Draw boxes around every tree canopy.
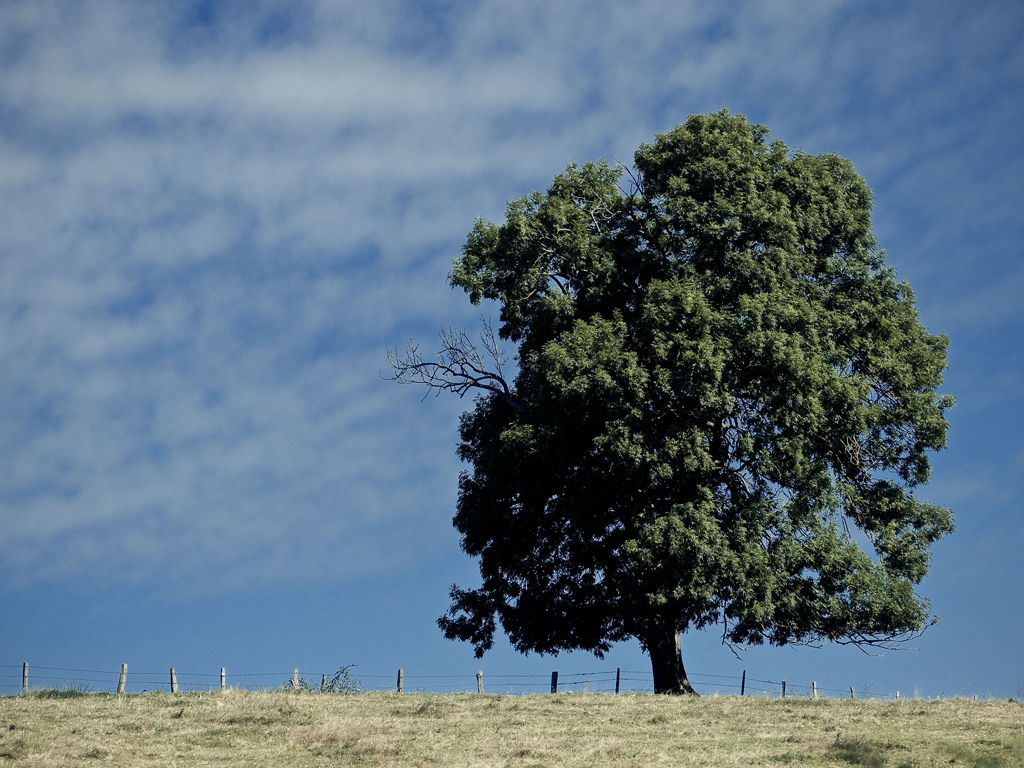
[388,110,954,694]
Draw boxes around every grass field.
[1,689,1022,767]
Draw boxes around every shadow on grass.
[833,736,890,768]
[22,685,93,699]
[834,734,1024,768]
[945,739,1024,768]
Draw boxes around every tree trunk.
[646,627,698,695]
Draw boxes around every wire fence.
[0,662,928,700]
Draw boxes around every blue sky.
[1,0,1022,698]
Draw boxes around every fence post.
[476,671,483,694]
[170,668,178,693]
[812,681,817,700]
[781,680,786,699]
[293,669,299,689]
[895,691,900,701]
[550,671,558,694]
[615,668,621,695]
[320,673,326,691]
[118,664,127,694]
[850,686,855,700]
[741,670,746,696]
[221,668,227,691]
[22,662,27,695]
[397,669,403,694]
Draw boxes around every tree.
[388,110,954,695]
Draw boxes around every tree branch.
[383,320,523,413]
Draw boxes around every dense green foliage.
[399,111,953,692]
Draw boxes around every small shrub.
[286,664,362,693]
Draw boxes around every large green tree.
[389,111,954,694]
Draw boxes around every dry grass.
[1,689,1022,767]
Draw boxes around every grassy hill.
[2,689,1022,767]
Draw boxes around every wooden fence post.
[293,669,299,689]
[550,671,558,694]
[320,673,326,691]
[615,668,621,695]
[850,686,855,700]
[118,664,127,694]
[895,691,900,701]
[741,670,746,696]
[221,668,226,691]
[781,680,786,699]
[170,668,178,693]
[812,681,817,700]
[397,669,403,693]
[22,662,27,695]
[476,670,483,694]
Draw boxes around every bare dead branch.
[383,319,522,413]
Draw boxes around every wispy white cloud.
[0,0,1021,593]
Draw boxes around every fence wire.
[0,662,920,700]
